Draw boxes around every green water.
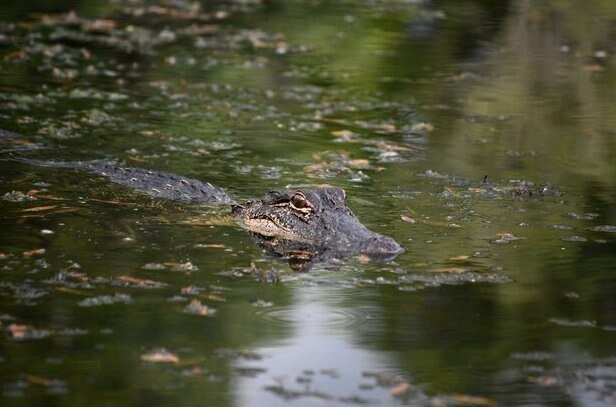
[1,1,615,406]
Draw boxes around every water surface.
[1,0,615,406]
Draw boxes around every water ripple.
[256,305,371,330]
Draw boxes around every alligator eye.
[291,192,307,209]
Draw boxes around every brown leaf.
[25,374,53,386]
[400,215,417,224]
[116,275,167,288]
[54,287,89,296]
[496,232,518,241]
[82,19,116,31]
[7,324,28,339]
[36,194,68,201]
[390,382,410,397]
[23,248,46,257]
[184,299,216,316]
[21,205,57,212]
[449,255,470,261]
[181,285,201,295]
[584,64,604,72]
[141,349,179,364]
[89,198,132,206]
[450,394,496,406]
[206,294,226,302]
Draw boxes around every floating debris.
[183,299,216,316]
[490,232,519,245]
[400,215,417,224]
[56,327,89,336]
[433,393,496,406]
[549,318,596,328]
[2,190,37,202]
[390,382,411,397]
[24,374,68,395]
[250,299,273,308]
[511,352,555,361]
[166,261,199,272]
[141,348,179,364]
[6,323,50,341]
[591,225,616,233]
[22,248,46,257]
[181,285,203,295]
[115,275,167,288]
[142,262,166,270]
[546,224,574,230]
[567,212,600,220]
[78,293,132,307]
[561,235,587,242]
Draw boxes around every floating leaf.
[184,299,216,316]
[449,394,496,406]
[195,243,226,249]
[21,205,57,212]
[181,285,202,295]
[2,191,37,202]
[449,255,470,261]
[206,294,226,302]
[23,248,46,257]
[7,323,50,340]
[78,293,132,307]
[591,225,616,233]
[141,348,179,364]
[390,382,410,397]
[116,275,167,288]
[250,299,273,308]
[166,261,199,272]
[400,215,417,224]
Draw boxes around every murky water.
[1,0,615,405]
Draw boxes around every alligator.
[9,157,404,271]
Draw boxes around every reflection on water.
[0,0,615,406]
[234,287,410,406]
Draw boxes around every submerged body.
[90,163,402,255]
[12,158,403,269]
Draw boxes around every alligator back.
[13,158,234,204]
[91,163,234,204]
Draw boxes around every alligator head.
[231,188,403,270]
